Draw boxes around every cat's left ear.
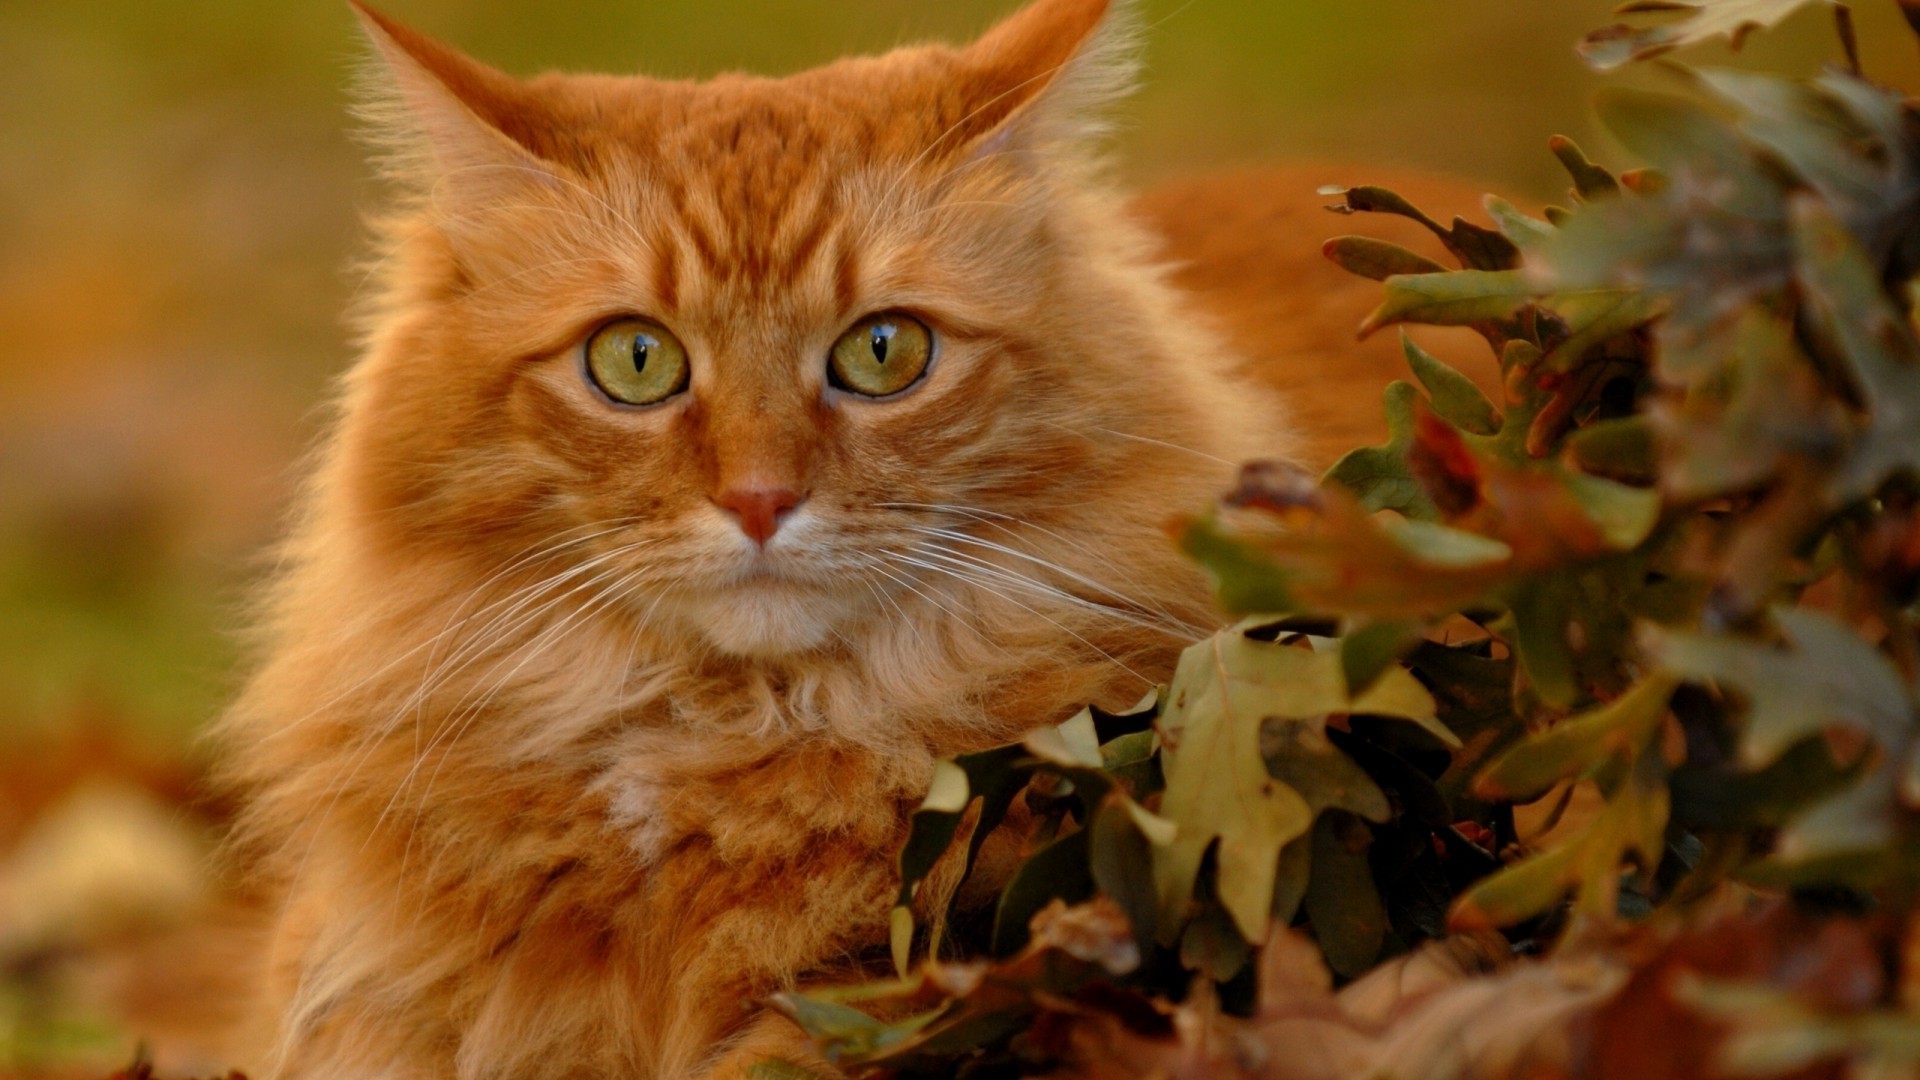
[349,2,573,200]
[942,0,1139,159]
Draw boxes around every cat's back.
[1132,167,1499,468]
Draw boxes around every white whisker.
[880,551,1151,686]
[1041,419,1236,467]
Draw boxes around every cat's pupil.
[870,326,891,365]
[632,337,650,373]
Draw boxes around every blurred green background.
[0,0,1913,752]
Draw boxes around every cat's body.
[214,2,1487,1077]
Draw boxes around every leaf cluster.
[777,3,1920,1076]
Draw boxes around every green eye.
[586,318,690,406]
[829,313,933,398]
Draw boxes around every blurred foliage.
[776,2,1920,1077]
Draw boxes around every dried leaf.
[1579,0,1842,70]
[1324,185,1522,270]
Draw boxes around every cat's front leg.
[263,1018,458,1080]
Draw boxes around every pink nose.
[715,486,805,546]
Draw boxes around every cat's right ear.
[349,2,569,198]
[941,0,1139,161]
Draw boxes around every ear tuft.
[349,2,567,193]
[948,0,1142,156]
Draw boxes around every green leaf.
[1655,310,1843,497]
[1814,69,1909,156]
[1152,626,1439,942]
[1302,812,1387,978]
[1539,287,1663,372]
[1179,517,1300,615]
[1323,184,1450,231]
[1377,518,1514,569]
[888,906,913,980]
[1773,766,1900,867]
[1403,333,1502,436]
[1178,904,1252,982]
[1444,218,1525,272]
[1695,68,1890,216]
[1549,135,1622,201]
[1024,706,1103,770]
[1473,674,1679,802]
[1340,618,1424,697]
[1789,196,1920,499]
[1326,381,1439,519]
[1099,729,1164,798]
[1453,750,1671,928]
[1567,417,1656,483]
[1651,608,1913,766]
[1270,836,1312,925]
[1562,472,1662,551]
[1418,642,1527,805]
[1323,236,1448,281]
[1484,196,1556,252]
[1360,270,1535,338]
[1596,89,1778,216]
[1088,796,1161,955]
[1508,577,1580,708]
[1669,735,1860,829]
[1021,714,1176,953]
[747,1060,835,1080]
[1260,716,1391,824]
[1449,835,1583,929]
[769,994,940,1064]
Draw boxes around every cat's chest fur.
[267,725,925,1078]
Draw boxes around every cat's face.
[341,0,1239,662]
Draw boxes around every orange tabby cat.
[215,0,1488,1076]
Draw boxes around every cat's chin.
[675,579,862,659]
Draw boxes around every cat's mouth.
[665,563,869,658]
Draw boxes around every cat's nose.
[715,485,806,547]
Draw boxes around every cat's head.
[332,0,1267,667]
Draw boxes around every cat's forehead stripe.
[647,173,851,300]
[613,75,935,300]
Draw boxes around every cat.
[212,0,1489,1077]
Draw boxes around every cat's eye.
[586,318,690,406]
[828,313,933,398]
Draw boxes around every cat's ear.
[349,2,570,196]
[944,0,1139,158]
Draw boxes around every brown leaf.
[1410,408,1484,518]
[1580,902,1884,1080]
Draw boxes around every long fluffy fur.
[216,1,1299,1077]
